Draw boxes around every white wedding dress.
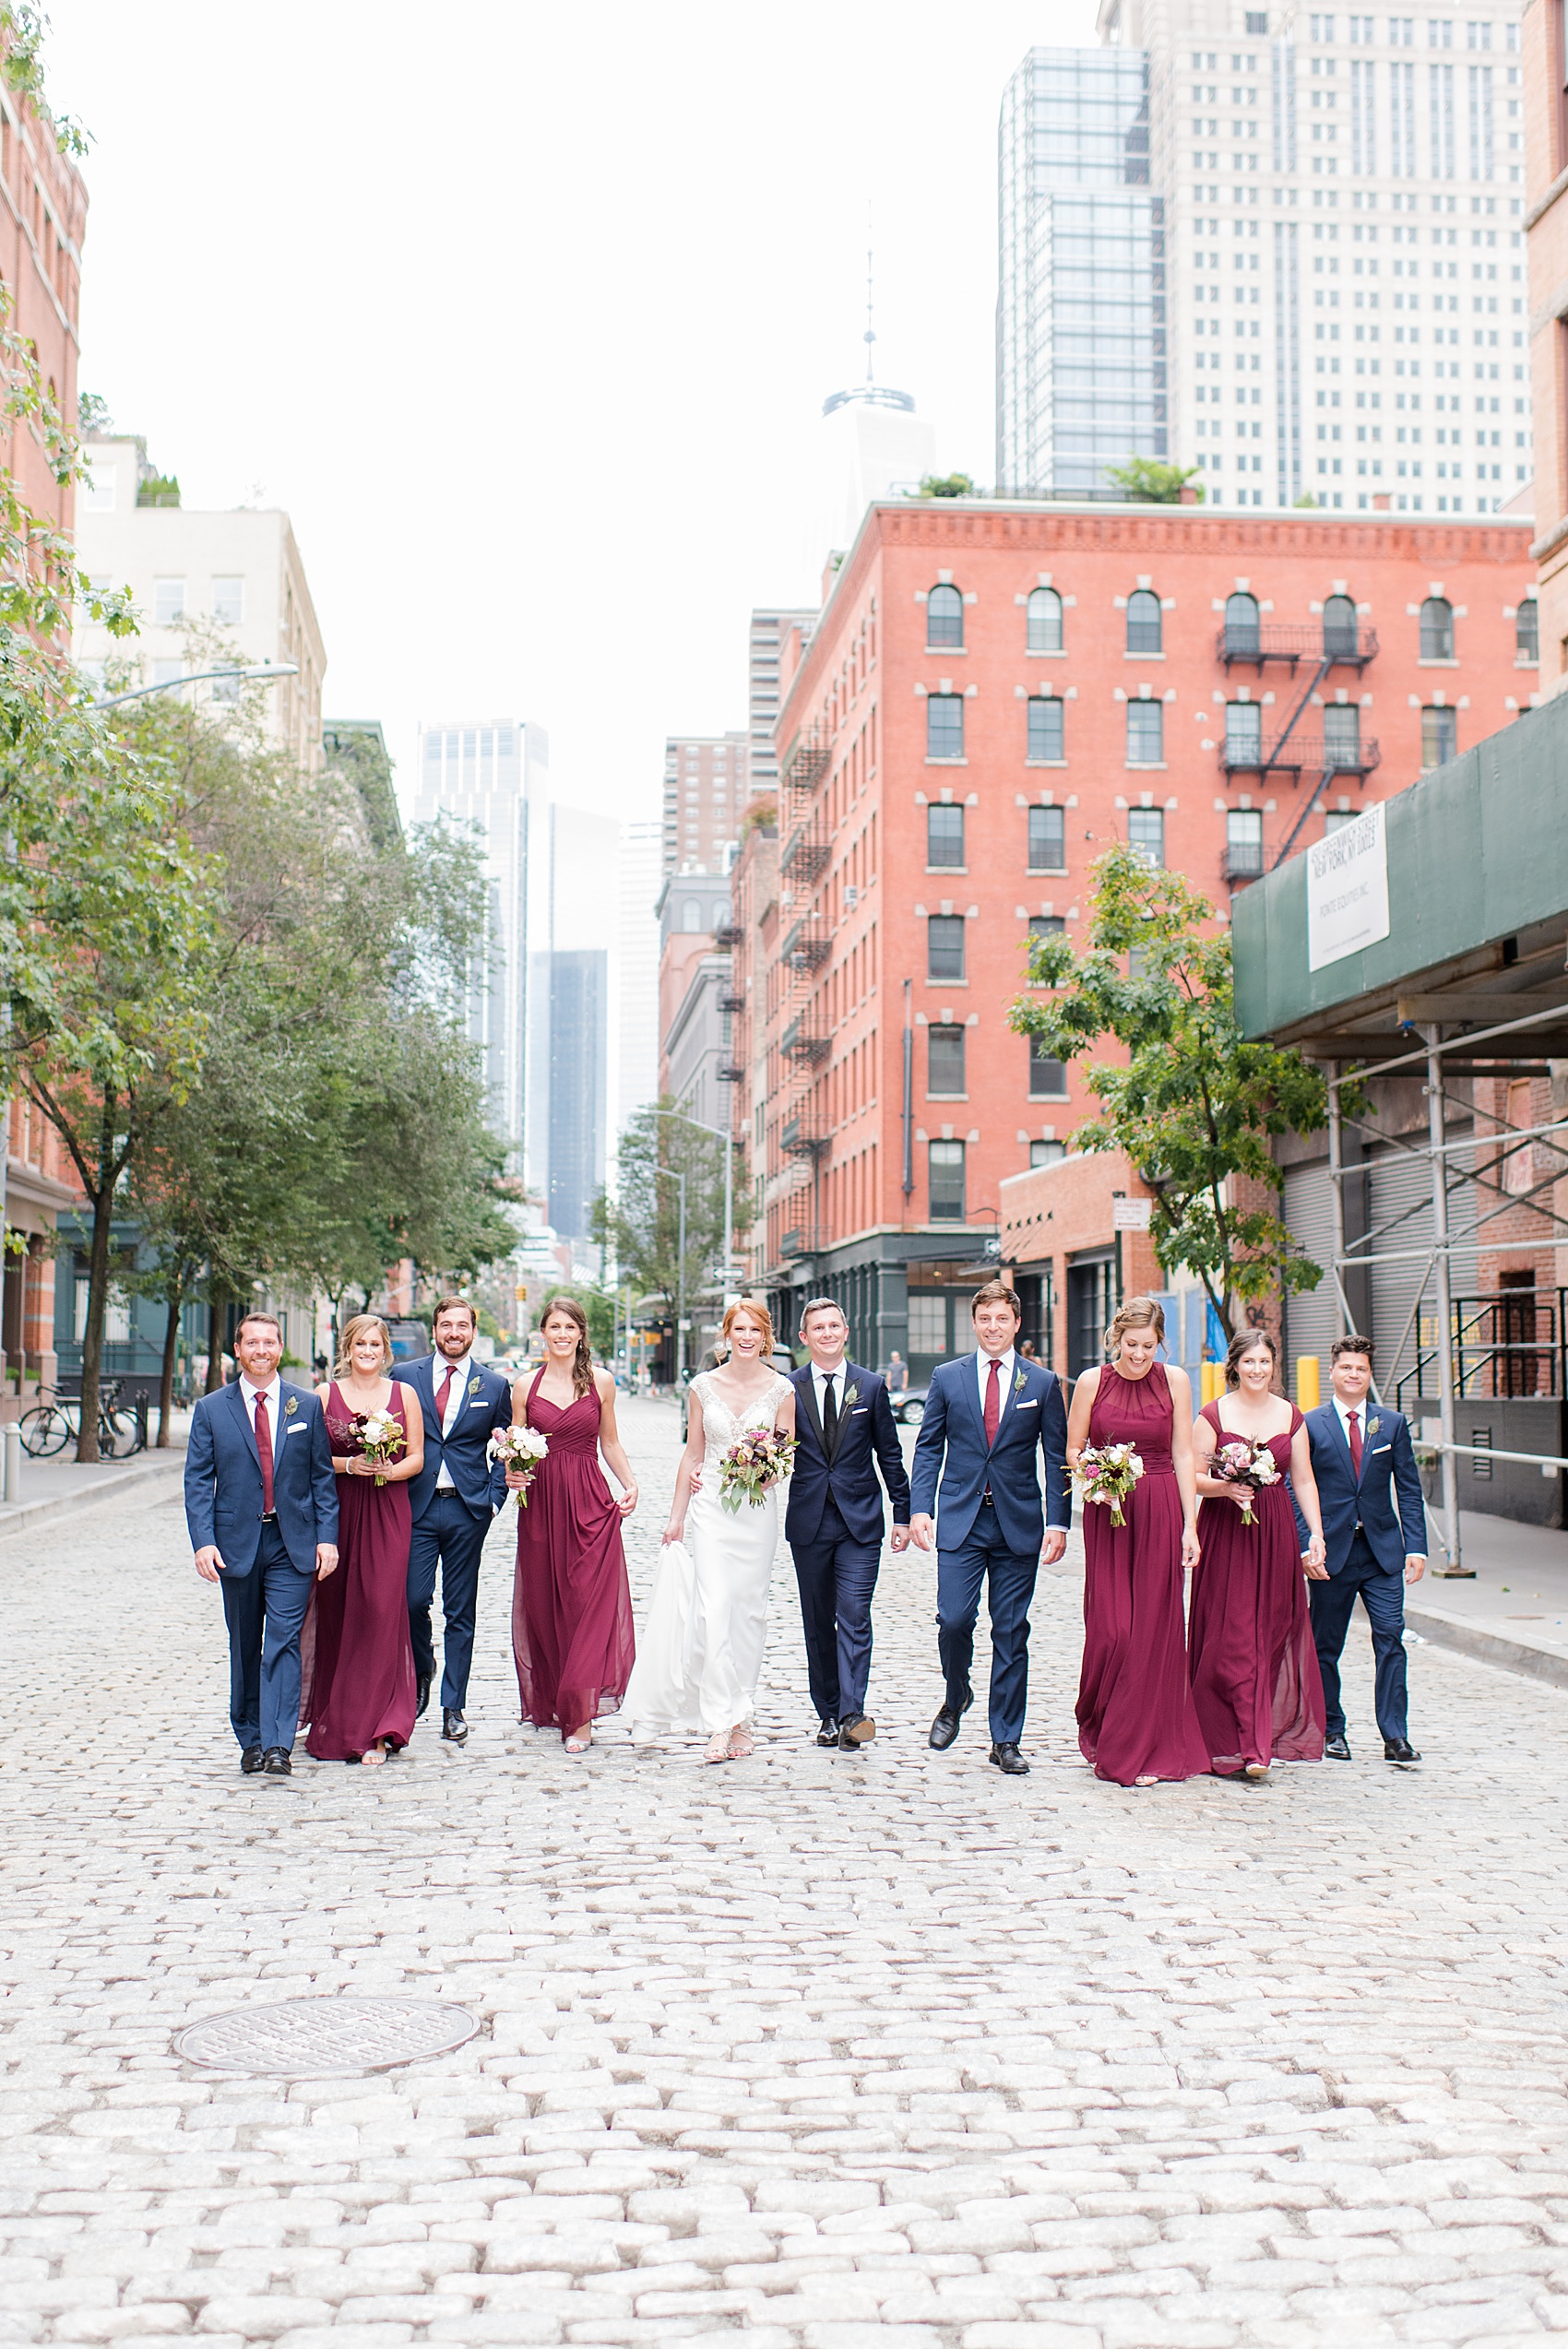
[625,1370,791,1739]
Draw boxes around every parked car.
[892,1386,928,1427]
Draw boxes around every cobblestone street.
[6,1394,1568,2347]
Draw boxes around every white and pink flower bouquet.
[489,1423,550,1508]
[1072,1441,1145,1528]
[1211,1438,1281,1527]
[719,1427,797,1513]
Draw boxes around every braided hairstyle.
[539,1294,595,1399]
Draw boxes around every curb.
[1406,1601,1568,1691]
[0,1452,186,1541]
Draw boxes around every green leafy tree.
[1008,844,1331,1336]
[590,1099,727,1314]
[1105,456,1204,504]
[913,471,977,499]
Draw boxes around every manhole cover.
[174,1996,479,2078]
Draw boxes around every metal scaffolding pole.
[1424,1025,1468,1577]
[1326,1067,1348,1341]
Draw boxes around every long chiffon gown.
[511,1368,636,1735]
[1188,1400,1326,1772]
[303,1381,418,1762]
[1075,1361,1209,1785]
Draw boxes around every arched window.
[926,583,964,648]
[1323,594,1359,658]
[1224,592,1260,655]
[1027,586,1063,652]
[1125,588,1162,654]
[681,898,704,932]
[1517,597,1539,664]
[1420,596,1455,660]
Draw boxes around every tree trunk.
[205,1279,231,1393]
[75,1113,117,1464]
[157,1272,184,1447]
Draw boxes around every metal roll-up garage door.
[1364,1133,1478,1399]
[1283,1157,1337,1378]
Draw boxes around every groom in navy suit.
[909,1280,1070,1776]
[403,1295,514,1745]
[786,1297,911,1751]
[184,1311,339,1776]
[1296,1332,1427,1764]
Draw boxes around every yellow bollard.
[1296,1355,1321,1410]
[1200,1360,1224,1405]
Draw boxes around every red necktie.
[984,1357,1002,1448]
[436,1364,457,1430]
[255,1390,276,1513]
[1348,1409,1362,1476]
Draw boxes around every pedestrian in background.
[1070,1296,1208,1788]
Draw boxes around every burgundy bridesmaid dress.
[512,1367,636,1736]
[1188,1400,1326,1772]
[303,1381,417,1762]
[1075,1361,1210,1785]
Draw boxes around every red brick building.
[2,75,89,1407]
[750,495,1537,1382]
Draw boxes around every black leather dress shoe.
[240,1745,265,1775]
[815,1716,840,1748]
[1384,1737,1421,1763]
[839,1714,875,1748]
[442,1707,469,1745]
[989,1740,1030,1776]
[1324,1733,1352,1761]
[929,1694,971,1751]
[415,1674,432,1719]
[261,1747,291,1776]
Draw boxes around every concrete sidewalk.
[0,1441,187,1539]
[1408,1506,1568,1687]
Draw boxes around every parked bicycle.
[18,1379,147,1460]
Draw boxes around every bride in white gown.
[625,1300,796,1763]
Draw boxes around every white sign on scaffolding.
[1306,798,1391,971]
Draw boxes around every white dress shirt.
[239,1375,285,1459]
[976,1345,1016,1416]
[812,1358,850,1430]
[1333,1393,1368,1456]
[433,1349,472,1490]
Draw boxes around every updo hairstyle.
[1104,1295,1167,1356]
[1225,1326,1280,1389]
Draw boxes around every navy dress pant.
[790,1495,882,1723]
[1309,1531,1409,1741]
[936,1501,1039,1746]
[220,1517,315,1751]
[407,1489,491,1709]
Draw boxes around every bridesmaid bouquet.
[1212,1438,1281,1527]
[1073,1441,1145,1527]
[490,1423,550,1508]
[719,1427,797,1513]
[350,1406,405,1488]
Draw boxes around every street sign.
[1112,1196,1152,1230]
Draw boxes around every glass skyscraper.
[996,48,1168,494]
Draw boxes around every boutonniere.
[843,1382,860,1409]
[469,1377,483,1397]
[1366,1416,1381,1437]
[284,1395,298,1418]
[1013,1369,1028,1398]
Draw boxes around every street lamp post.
[93,662,299,711]
[657,1162,688,1383]
[652,1107,734,1295]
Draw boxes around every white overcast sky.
[51,0,1098,825]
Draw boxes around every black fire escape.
[1214,607,1381,881]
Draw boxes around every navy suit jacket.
[909,1353,1071,1554]
[184,1377,338,1577]
[402,1354,513,1522]
[785,1360,911,1548]
[1296,1400,1427,1576]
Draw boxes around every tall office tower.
[995,48,1168,494]
[748,610,816,798]
[612,819,663,1139]
[412,718,550,1172]
[660,731,753,875]
[1097,0,1529,514]
[523,801,619,1252]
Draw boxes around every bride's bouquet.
[719,1427,797,1513]
[1211,1437,1281,1527]
[489,1423,550,1508]
[1072,1441,1145,1528]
